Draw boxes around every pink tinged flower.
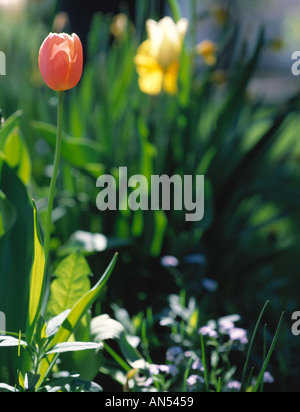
[187,375,205,391]
[227,381,241,391]
[160,255,179,268]
[229,328,248,344]
[199,326,218,338]
[264,372,275,384]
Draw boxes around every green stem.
[168,0,182,22]
[200,333,209,392]
[191,0,197,48]
[103,342,131,373]
[44,91,64,269]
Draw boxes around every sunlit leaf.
[91,314,124,342]
[46,341,102,355]
[37,253,118,386]
[46,252,92,318]
[2,128,31,186]
[26,201,45,344]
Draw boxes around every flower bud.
[38,32,83,91]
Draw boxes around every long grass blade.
[253,312,285,392]
[241,301,269,391]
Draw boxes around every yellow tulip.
[134,16,188,96]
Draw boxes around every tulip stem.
[44,91,64,269]
[168,0,182,22]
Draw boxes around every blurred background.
[0,0,300,391]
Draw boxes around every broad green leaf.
[37,252,118,386]
[0,110,22,148]
[26,201,45,344]
[46,252,92,318]
[46,341,102,355]
[0,190,16,238]
[91,314,124,342]
[31,121,105,177]
[2,128,31,186]
[0,163,33,384]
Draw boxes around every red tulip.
[38,33,83,91]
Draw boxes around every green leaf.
[31,121,105,177]
[46,310,71,339]
[150,210,168,257]
[0,163,34,383]
[253,312,285,392]
[26,201,45,344]
[24,372,40,392]
[0,190,16,238]
[46,341,102,355]
[119,334,143,366]
[37,252,118,386]
[0,336,27,347]
[2,129,31,186]
[46,252,92,318]
[91,314,125,342]
[241,301,269,391]
[0,383,19,392]
[43,374,102,393]
[0,110,23,148]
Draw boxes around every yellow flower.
[196,40,217,66]
[134,16,188,96]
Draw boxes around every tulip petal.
[138,69,164,96]
[177,18,189,42]
[45,49,70,91]
[146,19,163,59]
[134,40,159,73]
[163,62,180,95]
[63,34,83,91]
[134,40,164,95]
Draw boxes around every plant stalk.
[43,91,64,269]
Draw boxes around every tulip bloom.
[39,33,83,91]
[134,17,188,96]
